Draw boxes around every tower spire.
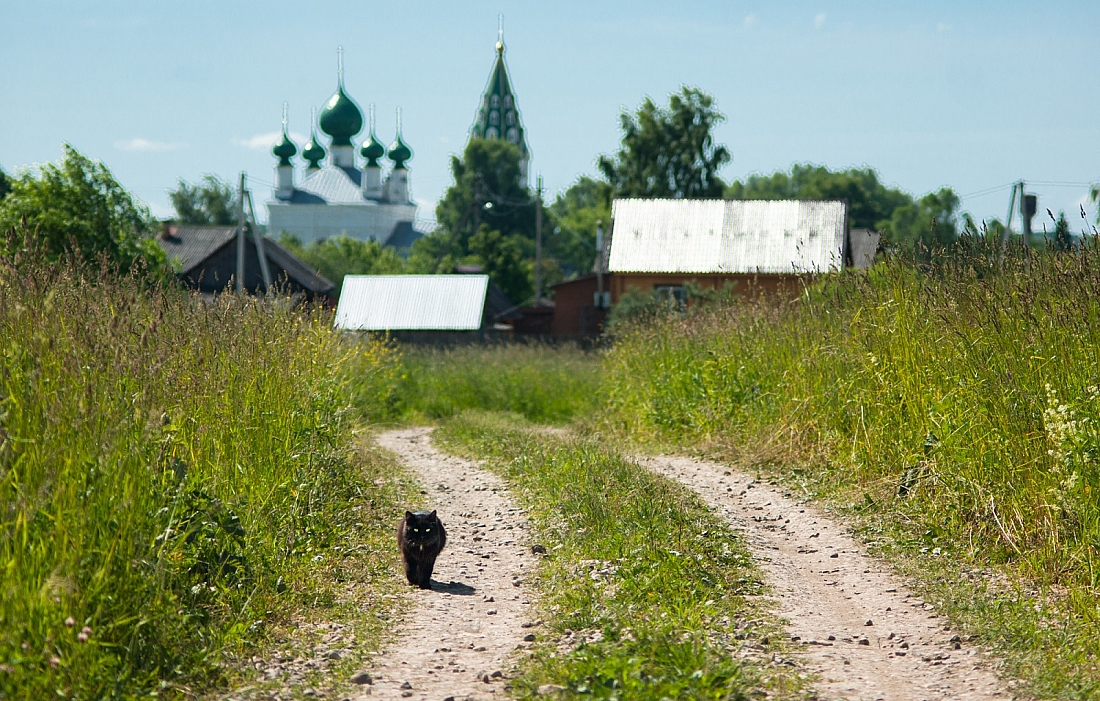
[470,22,530,185]
[337,45,344,85]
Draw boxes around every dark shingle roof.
[158,224,333,295]
[159,225,237,275]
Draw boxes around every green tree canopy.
[278,234,405,294]
[1048,211,1074,251]
[547,176,612,278]
[880,187,960,254]
[0,167,11,200]
[467,225,531,303]
[598,86,730,199]
[414,137,544,300]
[726,164,959,255]
[170,175,238,225]
[434,138,536,258]
[0,144,167,274]
[725,164,911,230]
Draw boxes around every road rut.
[636,454,1011,701]
[359,428,537,701]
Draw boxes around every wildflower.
[63,617,74,628]
[49,656,60,668]
[77,626,92,643]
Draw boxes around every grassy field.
[437,411,809,701]
[0,256,406,699]
[363,343,602,424]
[602,241,1100,697]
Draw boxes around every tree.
[0,167,11,200]
[598,86,730,199]
[170,175,238,225]
[547,176,612,278]
[1049,211,1074,251]
[467,225,531,303]
[435,138,536,259]
[725,164,911,230]
[880,188,960,255]
[0,144,167,274]
[726,164,959,254]
[278,234,405,293]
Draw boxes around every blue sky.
[2,0,1098,234]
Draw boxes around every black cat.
[397,510,446,590]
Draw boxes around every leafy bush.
[0,144,168,276]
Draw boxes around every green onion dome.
[388,133,412,169]
[318,84,363,146]
[302,127,326,168]
[360,130,385,167]
[272,128,297,166]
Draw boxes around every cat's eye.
[413,528,419,532]
[425,527,431,532]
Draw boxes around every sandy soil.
[635,454,1013,701]
[358,428,537,701]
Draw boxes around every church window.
[505,112,515,126]
[491,95,500,108]
[487,126,499,139]
[489,110,499,125]
[503,95,512,108]
[507,128,518,143]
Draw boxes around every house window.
[654,285,686,309]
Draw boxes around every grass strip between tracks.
[436,411,811,701]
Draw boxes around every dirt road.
[636,454,1012,701]
[361,429,537,701]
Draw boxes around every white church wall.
[268,202,417,245]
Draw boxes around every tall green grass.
[602,240,1100,696]
[0,255,395,698]
[437,412,806,700]
[388,344,601,424]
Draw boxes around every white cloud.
[936,22,953,33]
[743,13,757,28]
[114,138,184,152]
[233,131,308,151]
[813,12,826,29]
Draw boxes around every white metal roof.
[608,199,848,274]
[334,275,488,331]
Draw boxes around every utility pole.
[1020,181,1037,247]
[245,184,272,291]
[236,171,246,292]
[534,174,543,305]
[595,220,605,308]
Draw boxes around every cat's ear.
[429,510,437,518]
[406,510,414,519]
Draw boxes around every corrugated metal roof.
[608,199,847,274]
[334,275,489,331]
[293,166,368,205]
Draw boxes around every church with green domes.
[266,52,421,248]
[267,33,529,249]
